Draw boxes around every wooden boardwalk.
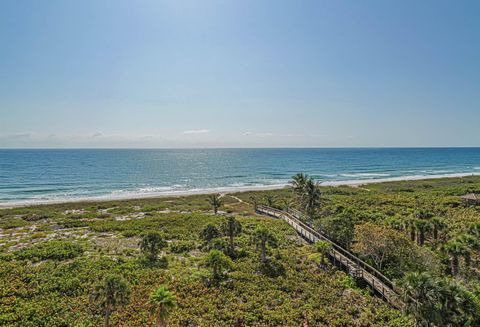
[256,205,404,310]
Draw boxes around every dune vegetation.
[2,175,480,326]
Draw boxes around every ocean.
[1,148,480,206]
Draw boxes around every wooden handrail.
[284,207,395,290]
[256,205,403,309]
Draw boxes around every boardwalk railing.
[256,205,403,309]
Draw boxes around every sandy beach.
[2,172,480,209]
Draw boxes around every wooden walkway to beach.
[256,205,404,310]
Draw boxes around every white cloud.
[4,132,33,139]
[243,132,290,138]
[182,129,210,135]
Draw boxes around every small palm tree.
[140,232,167,262]
[208,194,222,214]
[281,198,294,212]
[455,234,477,267]
[249,196,258,211]
[263,194,276,207]
[314,241,332,266]
[414,219,430,246]
[149,285,177,327]
[90,274,131,327]
[200,224,220,243]
[443,239,470,276]
[204,249,233,282]
[430,216,446,240]
[468,223,480,245]
[403,216,417,242]
[397,272,439,326]
[220,216,242,256]
[436,277,480,325]
[252,226,277,264]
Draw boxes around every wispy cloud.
[4,132,33,139]
[243,132,293,138]
[182,129,210,135]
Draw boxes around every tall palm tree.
[443,239,470,276]
[291,173,309,196]
[149,286,177,327]
[207,193,222,214]
[301,178,321,224]
[90,274,131,327]
[220,216,242,256]
[397,272,439,326]
[252,226,277,264]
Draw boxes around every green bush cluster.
[13,241,84,262]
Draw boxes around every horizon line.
[1,146,480,150]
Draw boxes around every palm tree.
[430,216,446,240]
[281,198,294,212]
[204,249,233,282]
[399,273,480,326]
[249,196,258,211]
[90,274,131,327]
[443,239,470,276]
[314,241,332,266]
[414,209,434,220]
[291,173,309,196]
[403,217,417,242]
[263,194,276,207]
[149,286,177,327]
[468,223,480,244]
[301,178,321,224]
[397,272,439,326]
[437,277,480,326]
[140,232,167,262]
[414,219,430,246]
[252,226,277,264]
[220,216,242,256]
[207,193,222,214]
[456,234,477,267]
[200,224,220,243]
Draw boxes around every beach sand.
[1,172,479,209]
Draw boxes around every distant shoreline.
[1,172,479,209]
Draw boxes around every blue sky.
[1,0,479,148]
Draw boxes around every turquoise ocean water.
[1,148,480,206]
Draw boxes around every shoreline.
[1,172,479,209]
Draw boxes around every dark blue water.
[1,148,480,205]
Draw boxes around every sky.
[0,0,479,148]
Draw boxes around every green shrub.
[14,241,83,262]
[170,240,196,253]
[0,218,29,229]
